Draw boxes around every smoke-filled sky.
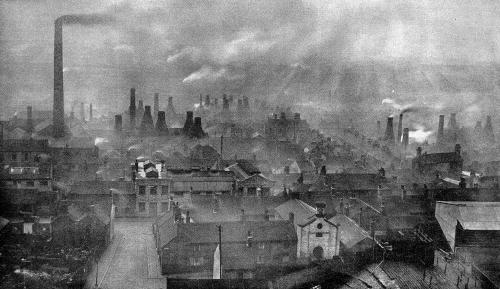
[1,0,500,132]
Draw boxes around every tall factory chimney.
[114,114,122,131]
[450,113,457,129]
[129,88,136,128]
[53,17,65,138]
[377,120,381,139]
[80,102,85,121]
[155,111,168,135]
[205,95,210,107]
[384,117,394,145]
[140,105,154,132]
[183,111,194,134]
[484,115,495,143]
[402,128,409,151]
[437,115,445,144]
[243,96,249,109]
[26,106,33,133]
[199,94,203,107]
[222,94,229,111]
[397,113,403,143]
[89,103,93,120]
[153,93,159,121]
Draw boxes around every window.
[316,232,323,237]
[150,186,157,195]
[193,244,201,252]
[139,186,146,195]
[189,257,204,266]
[26,181,35,187]
[258,242,265,249]
[161,185,169,195]
[11,153,17,161]
[40,180,48,186]
[138,202,146,212]
[24,153,29,161]
[174,191,183,196]
[256,256,265,264]
[317,223,323,229]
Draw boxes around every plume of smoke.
[57,14,115,26]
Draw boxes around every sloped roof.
[157,211,177,249]
[415,152,461,165]
[67,204,87,222]
[274,199,316,225]
[439,201,500,230]
[177,220,297,244]
[238,174,275,188]
[329,214,373,249]
[0,217,9,232]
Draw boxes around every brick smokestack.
[384,117,394,144]
[205,94,210,107]
[437,115,445,144]
[129,88,136,128]
[222,94,229,111]
[199,94,203,107]
[397,113,403,143]
[140,105,154,132]
[89,103,93,120]
[80,102,85,121]
[26,106,33,133]
[484,115,495,143]
[52,14,114,138]
[155,111,168,135]
[243,96,249,109]
[153,93,159,121]
[377,120,381,139]
[53,17,65,138]
[402,128,409,150]
[183,111,194,134]
[189,117,205,138]
[450,113,457,129]
[114,114,122,131]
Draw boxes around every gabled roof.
[0,217,9,232]
[156,211,177,249]
[437,201,500,230]
[176,220,296,244]
[67,204,87,222]
[329,214,373,249]
[298,215,337,228]
[238,174,275,188]
[274,198,316,225]
[415,152,461,165]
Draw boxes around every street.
[86,219,165,289]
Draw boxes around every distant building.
[412,144,463,177]
[265,112,310,143]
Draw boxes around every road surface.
[87,219,165,289]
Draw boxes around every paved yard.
[87,219,165,289]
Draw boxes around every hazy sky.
[1,0,500,120]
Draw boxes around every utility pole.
[217,225,223,279]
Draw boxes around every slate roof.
[238,174,275,188]
[274,198,316,225]
[438,201,500,230]
[329,214,373,249]
[176,220,297,244]
[0,139,50,152]
[415,152,461,165]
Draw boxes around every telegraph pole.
[217,225,223,279]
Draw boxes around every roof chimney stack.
[243,96,249,109]
[205,94,210,107]
[484,115,495,143]
[89,103,93,120]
